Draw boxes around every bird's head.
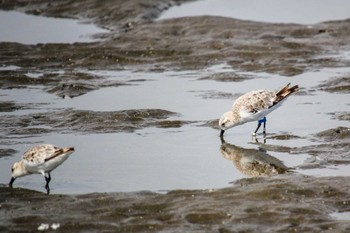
[9,161,28,187]
[10,161,27,179]
[219,111,236,136]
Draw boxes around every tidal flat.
[1,0,350,232]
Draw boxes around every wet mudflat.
[2,175,350,232]
[1,0,350,232]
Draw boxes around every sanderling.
[9,144,75,194]
[219,83,299,137]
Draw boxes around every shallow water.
[159,0,350,24]
[0,10,108,44]
[330,211,350,221]
[1,61,349,194]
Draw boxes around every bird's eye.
[11,168,14,172]
[221,123,225,127]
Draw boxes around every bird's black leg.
[45,173,51,194]
[254,122,262,135]
[263,118,267,135]
[254,117,267,136]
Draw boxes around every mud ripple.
[45,72,129,98]
[314,126,350,142]
[189,90,241,100]
[198,72,253,82]
[0,148,17,158]
[329,112,350,122]
[0,69,128,98]
[0,101,31,112]
[318,76,350,93]
[199,119,220,130]
[291,127,350,169]
[0,109,186,136]
[0,70,52,89]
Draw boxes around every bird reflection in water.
[220,138,291,177]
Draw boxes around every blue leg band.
[258,117,267,124]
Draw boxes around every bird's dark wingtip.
[66,147,75,152]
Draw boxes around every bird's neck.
[229,110,241,124]
[17,161,30,177]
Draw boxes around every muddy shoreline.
[2,175,350,232]
[1,0,350,232]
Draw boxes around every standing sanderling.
[9,144,75,194]
[219,83,299,137]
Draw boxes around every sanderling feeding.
[219,83,299,137]
[9,144,75,194]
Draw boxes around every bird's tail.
[273,83,299,105]
[44,147,75,162]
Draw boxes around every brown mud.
[1,109,183,135]
[1,175,350,232]
[1,0,350,232]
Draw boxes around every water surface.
[0,10,108,44]
[159,0,350,24]
[1,62,349,194]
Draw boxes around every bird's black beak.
[220,130,226,144]
[9,177,16,188]
[220,129,225,138]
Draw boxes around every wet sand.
[1,0,350,231]
[1,175,350,232]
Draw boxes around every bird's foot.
[45,184,50,195]
[252,131,267,136]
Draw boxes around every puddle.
[330,212,350,221]
[159,0,350,24]
[0,62,350,194]
[0,65,20,71]
[0,10,109,44]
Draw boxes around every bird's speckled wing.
[22,144,59,168]
[235,90,276,113]
[233,90,276,121]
